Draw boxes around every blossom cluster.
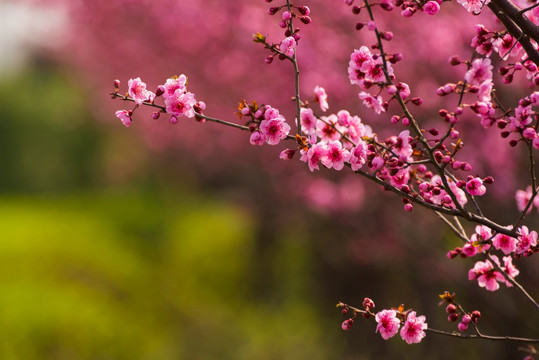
[113,75,205,127]
[440,292,481,332]
[447,224,537,291]
[338,300,428,344]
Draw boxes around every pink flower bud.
[458,322,468,332]
[404,203,413,212]
[341,318,354,330]
[282,11,292,20]
[445,304,457,314]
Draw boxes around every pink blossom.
[470,225,492,253]
[358,92,385,114]
[516,226,537,255]
[466,177,486,196]
[314,86,329,112]
[493,33,521,58]
[464,58,493,86]
[115,110,132,127]
[300,108,317,135]
[477,80,493,102]
[457,0,490,13]
[316,114,342,142]
[515,187,533,212]
[492,233,517,255]
[279,149,296,160]
[300,143,328,172]
[260,116,291,145]
[502,256,519,280]
[163,75,187,99]
[462,242,478,257]
[249,131,266,146]
[349,47,374,79]
[321,140,350,170]
[375,309,401,340]
[423,1,440,15]
[164,90,197,118]
[468,259,505,291]
[400,311,427,344]
[280,36,296,57]
[128,77,155,105]
[349,140,368,171]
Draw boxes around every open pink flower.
[260,116,291,145]
[358,92,385,114]
[457,0,490,14]
[468,258,505,291]
[464,58,493,86]
[128,77,155,105]
[300,108,317,135]
[321,140,350,170]
[516,226,538,255]
[314,86,329,112]
[375,309,401,340]
[164,90,197,118]
[400,311,427,344]
[349,140,368,171]
[163,75,187,99]
[115,110,132,127]
[300,142,328,172]
[492,233,517,255]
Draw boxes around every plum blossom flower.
[128,77,155,105]
[300,142,328,172]
[515,187,533,213]
[492,233,517,255]
[314,86,329,112]
[300,108,317,135]
[358,92,385,114]
[400,311,427,344]
[470,224,492,253]
[502,256,519,281]
[375,309,401,340]
[466,177,486,196]
[115,110,132,127]
[349,140,368,171]
[165,89,197,118]
[249,131,266,146]
[468,258,505,291]
[516,226,538,255]
[457,0,490,14]
[260,116,291,145]
[423,1,440,15]
[321,140,350,170]
[464,58,493,86]
[280,36,296,57]
[163,75,187,99]
[316,114,342,142]
[348,46,374,85]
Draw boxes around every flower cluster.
[112,75,205,127]
[338,300,428,344]
[447,224,536,290]
[238,100,291,146]
[440,292,481,332]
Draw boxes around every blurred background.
[0,0,537,359]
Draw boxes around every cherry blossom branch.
[340,302,539,343]
[514,141,538,228]
[285,0,303,136]
[487,1,539,66]
[426,327,539,343]
[486,252,539,311]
